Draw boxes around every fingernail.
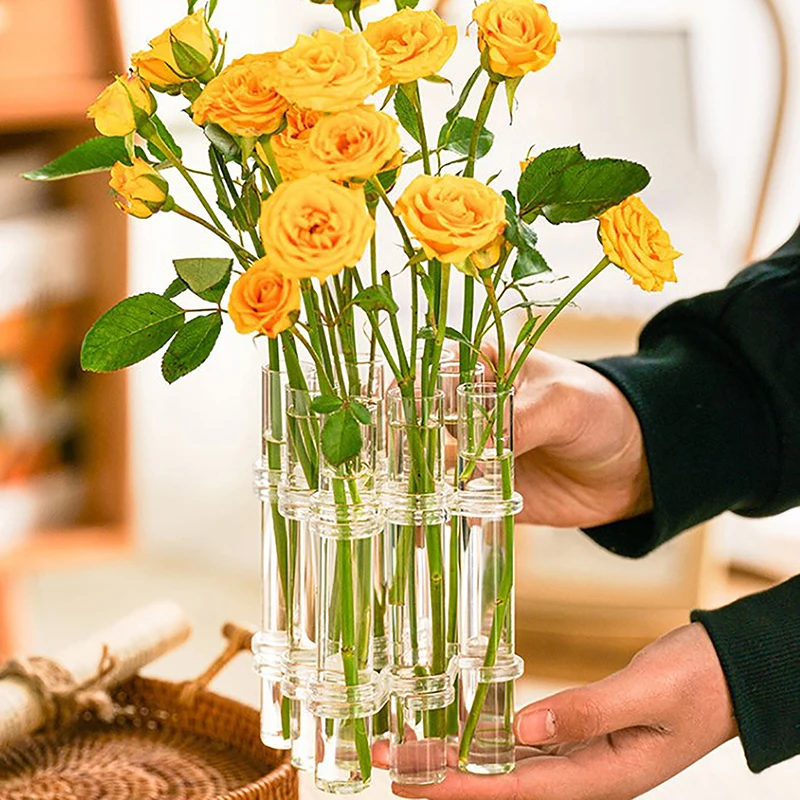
[517,708,556,744]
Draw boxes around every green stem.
[464,79,500,179]
[507,257,610,386]
[260,136,283,185]
[171,205,255,263]
[410,82,432,175]
[373,180,416,259]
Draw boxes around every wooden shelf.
[0,0,128,655]
[0,78,108,134]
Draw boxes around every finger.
[392,766,521,800]
[514,664,668,745]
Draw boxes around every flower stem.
[507,257,610,386]
[464,79,499,179]
[171,205,255,263]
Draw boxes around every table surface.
[26,554,800,799]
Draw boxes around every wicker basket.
[0,629,297,800]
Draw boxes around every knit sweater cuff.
[691,576,800,772]
[581,328,777,558]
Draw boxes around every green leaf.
[174,257,233,295]
[81,293,185,372]
[349,401,372,425]
[395,0,420,8]
[311,395,344,414]
[321,408,363,466]
[517,145,586,211]
[195,271,232,304]
[147,115,183,161]
[204,123,240,161]
[445,66,482,125]
[161,312,222,383]
[394,89,421,144]
[437,116,494,158]
[423,74,452,87]
[541,159,651,224]
[164,277,188,299]
[380,84,398,111]
[232,174,262,231]
[505,77,523,119]
[22,137,134,181]
[353,285,399,315]
[417,326,434,340]
[505,202,538,252]
[512,248,550,281]
[444,326,470,347]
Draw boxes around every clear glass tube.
[254,367,292,750]
[383,389,455,785]
[455,383,523,775]
[311,514,385,794]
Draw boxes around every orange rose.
[109,158,169,219]
[263,106,322,181]
[364,9,458,87]
[87,75,155,137]
[473,0,559,78]
[259,175,375,281]
[274,29,381,113]
[228,258,300,338]
[192,58,288,137]
[598,196,681,292]
[394,175,506,264]
[301,105,401,182]
[131,10,218,89]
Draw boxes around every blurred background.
[0,1,799,796]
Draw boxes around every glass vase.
[253,366,292,750]
[279,384,321,770]
[383,388,455,786]
[454,383,524,775]
[310,376,389,794]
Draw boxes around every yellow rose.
[274,29,381,113]
[192,59,288,137]
[301,105,401,183]
[109,158,169,219]
[131,10,218,89]
[395,175,506,264]
[466,234,507,275]
[228,257,300,338]
[259,175,376,280]
[364,9,458,87]
[473,0,560,78]
[87,75,155,137]
[264,106,323,181]
[598,196,681,292]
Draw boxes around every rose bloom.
[264,106,322,181]
[193,58,288,137]
[132,10,218,89]
[301,105,401,183]
[109,158,169,219]
[228,258,300,338]
[395,175,506,264]
[259,175,375,281]
[274,29,381,113]
[87,75,154,137]
[599,196,681,292]
[364,9,457,87]
[473,0,560,78]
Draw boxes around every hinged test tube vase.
[279,383,321,771]
[309,385,388,794]
[383,388,455,786]
[252,365,292,751]
[454,383,524,775]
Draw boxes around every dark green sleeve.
[579,225,800,771]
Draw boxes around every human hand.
[392,623,738,800]
[482,347,653,528]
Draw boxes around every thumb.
[514,670,652,745]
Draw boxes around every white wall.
[115,1,800,573]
